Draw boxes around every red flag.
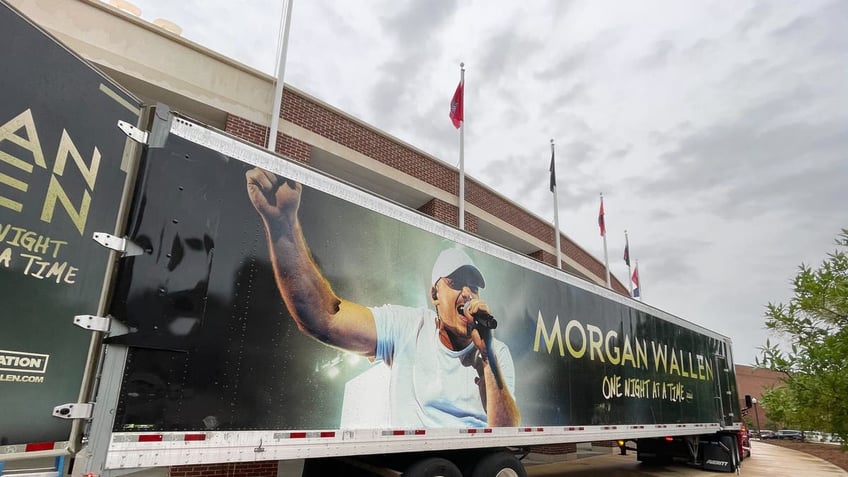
[449,80,464,129]
[631,265,640,298]
[598,197,606,236]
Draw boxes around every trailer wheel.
[403,457,462,477]
[469,451,526,477]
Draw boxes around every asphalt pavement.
[524,440,848,476]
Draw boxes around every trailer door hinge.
[74,314,110,332]
[53,402,93,420]
[118,120,148,144]
[74,315,129,337]
[93,232,143,256]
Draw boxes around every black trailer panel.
[107,118,740,434]
[0,1,141,455]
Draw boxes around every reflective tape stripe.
[460,428,492,434]
[274,431,337,439]
[380,430,425,436]
[130,434,207,442]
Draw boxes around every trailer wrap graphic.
[111,131,739,433]
[0,3,140,448]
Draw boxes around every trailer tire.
[469,451,526,477]
[403,457,462,477]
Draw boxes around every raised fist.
[245,167,302,230]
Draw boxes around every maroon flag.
[598,197,606,236]
[632,265,640,298]
[449,80,464,129]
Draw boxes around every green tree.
[758,228,848,446]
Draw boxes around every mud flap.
[702,435,737,472]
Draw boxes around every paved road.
[524,441,847,476]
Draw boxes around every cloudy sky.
[122,0,846,365]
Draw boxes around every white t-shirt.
[371,304,516,428]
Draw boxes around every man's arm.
[462,300,520,427]
[477,340,521,427]
[246,168,377,356]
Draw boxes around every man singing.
[246,168,519,428]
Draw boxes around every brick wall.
[224,115,267,147]
[281,92,455,195]
[591,440,618,447]
[528,443,577,455]
[418,198,478,234]
[735,364,784,428]
[529,249,555,265]
[224,115,310,163]
[170,461,277,477]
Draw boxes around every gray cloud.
[734,1,774,37]
[535,28,624,81]
[770,14,816,40]
[767,1,848,53]
[379,1,460,42]
[609,145,633,160]
[549,82,591,112]
[477,31,545,87]
[634,236,709,284]
[480,153,544,200]
[535,50,591,81]
[645,93,847,218]
[635,38,676,70]
[368,2,460,131]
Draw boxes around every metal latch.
[53,403,93,420]
[118,120,149,144]
[93,232,143,256]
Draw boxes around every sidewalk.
[524,440,848,476]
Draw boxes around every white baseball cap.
[431,247,485,289]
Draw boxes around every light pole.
[752,398,761,437]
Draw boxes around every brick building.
[735,364,786,431]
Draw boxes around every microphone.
[457,303,504,390]
[458,304,498,330]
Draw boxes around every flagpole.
[267,0,294,152]
[458,62,466,230]
[551,139,561,268]
[625,230,633,296]
[601,193,610,287]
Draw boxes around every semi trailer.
[1,2,749,476]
